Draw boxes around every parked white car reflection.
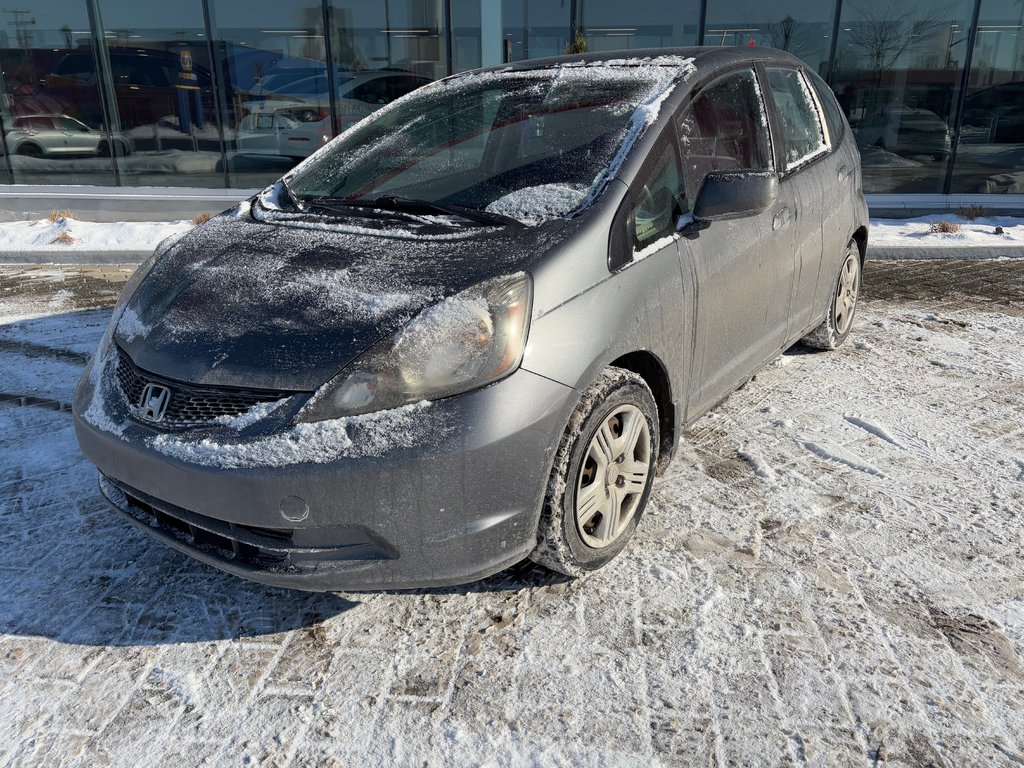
[2,114,133,158]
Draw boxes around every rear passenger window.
[677,69,773,207]
[807,72,845,145]
[766,68,827,171]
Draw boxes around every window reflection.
[94,1,219,187]
[502,0,571,62]
[952,0,1024,194]
[0,1,115,185]
[831,0,973,193]
[582,0,699,51]
[703,0,832,73]
[207,0,329,188]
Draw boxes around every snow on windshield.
[485,184,589,226]
[283,56,696,227]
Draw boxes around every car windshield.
[285,63,686,225]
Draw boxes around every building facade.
[1,0,1022,202]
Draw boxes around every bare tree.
[846,0,955,74]
[766,15,816,60]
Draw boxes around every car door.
[806,70,860,328]
[676,67,791,420]
[55,116,96,154]
[762,66,830,340]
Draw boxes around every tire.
[802,239,861,350]
[97,140,110,157]
[530,367,659,577]
[16,143,43,158]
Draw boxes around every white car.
[2,114,133,158]
[239,71,432,160]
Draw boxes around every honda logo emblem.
[138,383,171,422]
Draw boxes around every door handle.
[773,208,791,231]
[838,165,851,182]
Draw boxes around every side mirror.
[692,170,779,222]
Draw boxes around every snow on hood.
[115,209,562,391]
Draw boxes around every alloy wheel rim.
[574,404,651,549]
[833,252,860,335]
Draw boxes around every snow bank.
[870,214,1024,248]
[0,216,194,252]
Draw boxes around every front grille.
[115,347,292,430]
[110,480,295,569]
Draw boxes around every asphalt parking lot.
[1,259,1023,767]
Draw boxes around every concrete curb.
[0,250,151,265]
[869,245,1024,260]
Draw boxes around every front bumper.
[74,366,576,591]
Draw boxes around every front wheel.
[530,368,659,577]
[802,240,861,350]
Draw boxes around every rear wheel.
[531,368,659,577]
[802,240,861,350]
[16,143,43,158]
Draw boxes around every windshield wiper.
[276,176,304,212]
[340,195,523,227]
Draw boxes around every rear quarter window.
[766,67,828,171]
[807,72,845,145]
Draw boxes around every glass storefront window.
[0,1,115,185]
[581,0,700,51]
[207,0,330,189]
[952,0,1024,194]
[94,1,220,188]
[0,0,1017,202]
[326,2,445,138]
[503,0,571,62]
[703,0,835,75]
[450,0,482,72]
[831,0,974,194]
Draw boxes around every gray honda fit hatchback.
[74,47,867,591]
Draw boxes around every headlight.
[298,272,532,421]
[93,238,169,362]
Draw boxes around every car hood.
[115,209,564,391]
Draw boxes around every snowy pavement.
[2,261,1024,767]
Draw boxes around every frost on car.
[73,47,868,592]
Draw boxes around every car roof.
[468,46,803,78]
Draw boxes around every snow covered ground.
[0,215,194,253]
[870,214,1024,249]
[1,262,1024,767]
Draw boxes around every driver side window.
[630,142,685,252]
[677,69,773,203]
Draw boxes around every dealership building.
[1,0,1022,216]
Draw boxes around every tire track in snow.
[801,440,887,478]
[843,414,905,448]
[0,392,73,413]
[738,448,777,483]
[0,337,89,365]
